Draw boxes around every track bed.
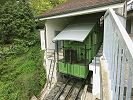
[44,78,85,100]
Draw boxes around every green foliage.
[0,0,67,99]
[0,0,16,5]
[0,0,37,45]
[0,44,45,100]
[29,0,66,16]
[49,0,66,7]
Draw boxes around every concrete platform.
[100,56,110,100]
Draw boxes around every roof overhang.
[53,23,95,42]
[39,3,124,21]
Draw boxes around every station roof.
[37,0,125,19]
[53,22,95,42]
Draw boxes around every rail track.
[44,78,85,100]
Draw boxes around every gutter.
[38,3,124,21]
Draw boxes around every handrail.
[103,8,133,100]
[104,9,133,61]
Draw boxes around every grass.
[0,43,46,100]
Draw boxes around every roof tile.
[38,0,125,18]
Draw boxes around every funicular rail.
[44,78,85,100]
[103,8,133,100]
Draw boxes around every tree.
[0,1,16,44]
[0,0,37,45]
[28,0,66,16]
[28,0,51,16]
[49,0,66,7]
[0,0,16,5]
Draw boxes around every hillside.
[0,43,45,100]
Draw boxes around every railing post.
[112,44,119,100]
[119,56,126,100]
[125,67,132,100]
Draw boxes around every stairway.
[46,49,56,89]
[87,84,93,93]
[87,45,103,99]
[90,45,103,67]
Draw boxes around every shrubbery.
[0,44,45,100]
[0,0,45,100]
[29,0,66,16]
[0,0,66,99]
[0,0,37,45]
[0,0,39,58]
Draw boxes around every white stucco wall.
[40,29,46,50]
[45,13,104,50]
[89,65,100,97]
[43,17,73,84]
[45,17,73,50]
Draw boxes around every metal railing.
[103,8,133,100]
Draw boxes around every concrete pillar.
[131,18,133,34]
[39,29,46,50]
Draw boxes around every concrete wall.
[131,18,133,34]
[114,7,124,15]
[126,16,133,35]
[126,18,131,34]
[89,65,100,97]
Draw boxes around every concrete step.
[96,53,103,57]
[92,59,100,64]
[89,62,100,67]
[87,84,92,93]
[98,50,103,53]
[85,92,93,100]
[91,61,100,65]
[100,45,103,48]
[97,52,102,55]
[93,57,100,61]
[49,72,54,76]
[50,65,55,69]
[99,46,103,50]
[47,58,55,61]
[31,95,38,100]
[95,98,100,100]
[96,54,102,57]
[49,67,55,72]
[99,49,103,52]
[100,45,103,47]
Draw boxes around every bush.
[0,44,46,100]
[0,1,46,100]
[0,0,37,45]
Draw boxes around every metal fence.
[103,8,133,100]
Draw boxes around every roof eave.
[38,3,124,21]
